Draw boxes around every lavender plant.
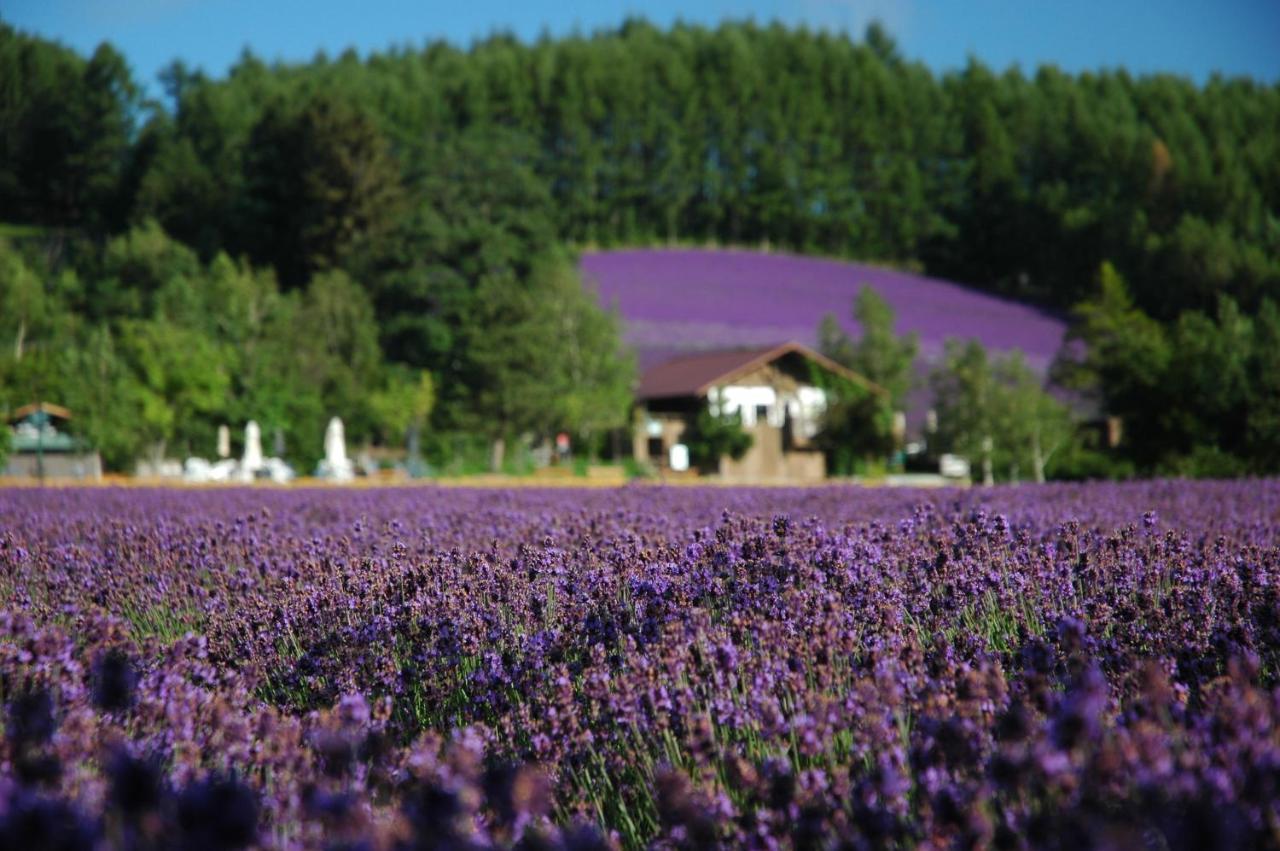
[1,482,1277,849]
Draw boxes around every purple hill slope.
[580,248,1068,375]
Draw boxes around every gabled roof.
[636,341,884,401]
[10,402,71,422]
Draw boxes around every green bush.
[684,405,753,473]
[1046,446,1136,481]
[1161,446,1250,480]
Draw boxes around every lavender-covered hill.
[580,248,1069,373]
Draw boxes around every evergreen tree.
[241,92,404,287]
[1054,263,1172,468]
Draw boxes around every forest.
[1,19,1277,475]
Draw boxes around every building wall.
[709,363,827,443]
[3,452,103,480]
[718,422,826,483]
[632,410,691,467]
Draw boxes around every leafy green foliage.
[538,266,636,454]
[931,340,1076,483]
[816,287,916,469]
[0,227,408,470]
[813,384,891,476]
[347,127,560,399]
[1058,263,1280,476]
[3,21,1279,322]
[240,92,404,287]
[684,404,753,472]
[1,21,1279,476]
[367,369,435,448]
[0,242,60,360]
[0,27,137,229]
[462,258,635,467]
[844,288,919,407]
[114,318,231,463]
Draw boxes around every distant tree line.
[0,23,638,472]
[5,19,1277,319]
[1,19,1278,475]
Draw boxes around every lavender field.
[579,250,1068,373]
[2,482,1279,849]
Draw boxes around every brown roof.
[636,341,884,401]
[10,402,72,422]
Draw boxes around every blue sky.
[6,0,1279,94]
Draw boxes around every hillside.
[3,16,1275,476]
[581,248,1069,374]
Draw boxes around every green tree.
[64,43,138,229]
[5,21,1280,481]
[368,368,436,448]
[0,418,10,471]
[932,339,1073,484]
[349,126,557,375]
[114,319,231,465]
[463,270,557,470]
[291,269,384,444]
[0,28,137,230]
[1162,296,1253,467]
[94,220,203,321]
[461,258,633,470]
[684,402,753,473]
[10,20,1280,321]
[994,352,1076,483]
[61,324,152,470]
[989,261,1280,478]
[0,242,56,361]
[1054,262,1172,468]
[539,264,635,456]
[1243,299,1280,472]
[845,287,918,406]
[816,286,916,467]
[812,380,893,475]
[931,340,1001,483]
[229,292,328,470]
[241,92,404,287]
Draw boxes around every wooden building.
[632,342,881,483]
[4,402,102,480]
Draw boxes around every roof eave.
[693,341,888,398]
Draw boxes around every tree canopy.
[4,20,1277,321]
[931,340,1076,484]
[816,287,916,472]
[1056,263,1280,477]
[1,19,1278,476]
